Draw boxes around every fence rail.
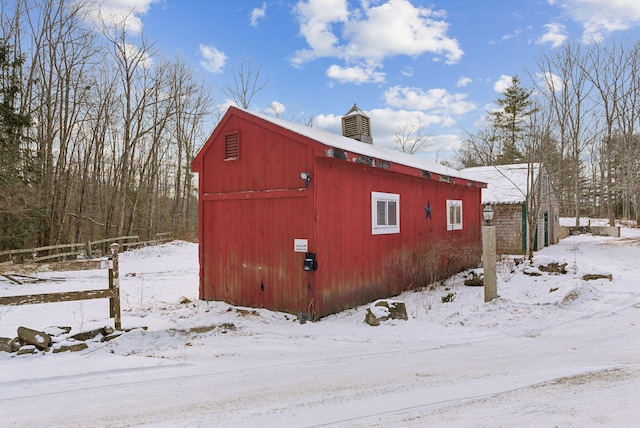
[0,233,173,266]
[0,244,123,330]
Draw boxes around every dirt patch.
[615,237,640,246]
[536,368,628,388]
[231,308,260,317]
[175,323,237,335]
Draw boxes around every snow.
[461,163,539,203]
[241,107,477,182]
[1,224,639,426]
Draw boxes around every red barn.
[191,105,486,319]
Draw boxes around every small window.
[447,200,463,231]
[224,132,239,160]
[372,192,400,235]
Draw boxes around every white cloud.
[292,0,462,83]
[383,86,476,116]
[291,0,349,67]
[326,64,385,84]
[84,0,159,35]
[558,0,640,42]
[535,71,564,94]
[373,108,456,136]
[314,113,342,134]
[199,44,227,73]
[315,108,450,149]
[501,28,522,41]
[270,101,285,116]
[250,2,267,27]
[314,107,465,159]
[536,23,567,48]
[489,27,523,45]
[421,133,465,157]
[457,77,472,88]
[342,0,463,63]
[493,75,513,94]
[123,42,153,68]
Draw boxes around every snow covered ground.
[1,221,639,427]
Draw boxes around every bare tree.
[521,103,555,259]
[455,127,501,167]
[221,57,267,109]
[271,102,314,126]
[3,0,102,246]
[165,56,212,236]
[392,119,433,154]
[583,41,629,226]
[99,11,160,237]
[0,0,216,249]
[616,43,640,225]
[532,43,598,226]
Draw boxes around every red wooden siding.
[201,195,313,313]
[196,109,318,314]
[193,107,484,318]
[200,116,312,195]
[313,157,482,317]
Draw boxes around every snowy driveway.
[1,232,639,426]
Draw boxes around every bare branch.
[221,58,268,109]
[392,119,433,154]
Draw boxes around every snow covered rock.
[52,341,89,353]
[17,345,38,355]
[17,326,51,351]
[70,326,114,341]
[364,299,408,326]
[0,337,12,353]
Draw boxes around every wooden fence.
[0,232,173,266]
[0,244,123,330]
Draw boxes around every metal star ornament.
[424,202,432,220]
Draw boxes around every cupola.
[341,103,373,144]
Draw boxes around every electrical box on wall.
[303,252,317,271]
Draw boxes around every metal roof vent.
[341,103,373,144]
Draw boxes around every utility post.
[482,204,498,302]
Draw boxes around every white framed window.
[372,192,400,235]
[447,200,463,231]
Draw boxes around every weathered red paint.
[192,106,485,318]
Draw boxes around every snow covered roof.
[343,103,368,117]
[461,163,541,204]
[241,107,481,182]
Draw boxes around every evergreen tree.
[491,76,536,164]
[0,39,37,250]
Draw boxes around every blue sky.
[94,0,640,162]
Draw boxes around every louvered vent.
[360,115,371,136]
[224,133,239,160]
[343,116,359,137]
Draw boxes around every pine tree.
[491,76,536,164]
[0,39,37,250]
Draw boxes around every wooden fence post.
[109,243,122,330]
